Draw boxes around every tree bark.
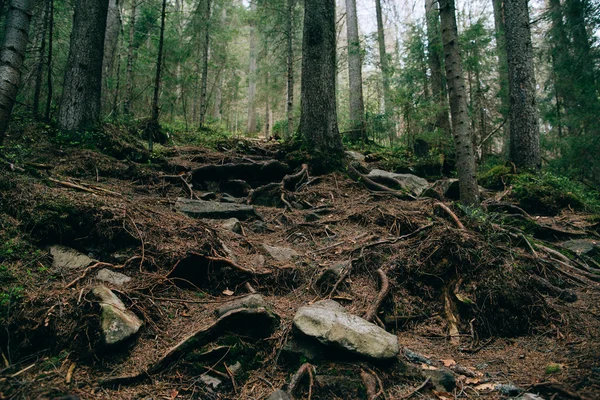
[425,0,451,138]
[285,0,294,140]
[58,0,109,131]
[246,2,257,133]
[0,0,34,143]
[492,0,510,147]
[198,0,211,127]
[299,0,343,159]
[33,0,50,119]
[123,0,136,116]
[505,0,540,170]
[375,0,391,116]
[345,0,366,142]
[149,0,167,151]
[102,0,121,109]
[439,0,479,205]
[44,0,53,121]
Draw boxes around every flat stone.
[367,169,429,196]
[293,300,399,360]
[251,221,268,233]
[221,218,242,234]
[50,245,95,271]
[562,239,598,256]
[200,374,222,389]
[266,390,291,400]
[424,179,459,200]
[92,285,142,346]
[261,244,299,262]
[175,198,256,220]
[216,294,268,317]
[96,269,132,286]
[345,151,366,162]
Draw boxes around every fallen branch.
[327,262,352,299]
[203,254,271,276]
[434,202,465,230]
[400,377,430,399]
[364,269,390,322]
[49,177,96,195]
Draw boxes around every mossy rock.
[478,165,514,190]
[512,174,584,216]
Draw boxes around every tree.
[285,0,295,140]
[505,0,540,170]
[150,0,168,144]
[492,0,509,146]
[198,0,211,127]
[375,0,392,117]
[439,0,479,205]
[33,0,51,119]
[0,0,34,144]
[58,0,110,131]
[246,2,258,134]
[299,0,343,159]
[123,0,137,116]
[345,0,366,142]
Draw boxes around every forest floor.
[0,128,600,400]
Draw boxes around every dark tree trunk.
[123,0,136,116]
[198,0,211,127]
[492,0,510,147]
[0,0,34,143]
[149,0,167,151]
[102,0,121,110]
[299,0,343,160]
[285,0,294,140]
[44,0,53,121]
[505,0,540,170]
[246,2,257,133]
[58,0,109,131]
[33,0,50,119]
[375,0,391,116]
[439,0,479,205]
[345,0,366,142]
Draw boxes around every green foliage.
[478,165,513,190]
[545,363,562,374]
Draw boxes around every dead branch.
[327,262,352,298]
[49,177,96,195]
[202,254,271,276]
[434,202,465,230]
[287,363,315,400]
[400,377,430,399]
[364,269,390,322]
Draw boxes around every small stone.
[200,374,222,389]
[50,245,95,272]
[96,269,132,286]
[251,221,268,233]
[261,244,298,262]
[222,218,242,234]
[345,151,366,162]
[304,213,320,222]
[495,383,522,396]
[422,368,456,392]
[266,390,291,400]
[216,294,268,317]
[91,285,142,346]
[562,239,598,256]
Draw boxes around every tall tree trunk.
[265,71,270,138]
[492,0,510,149]
[246,2,257,133]
[439,0,479,205]
[300,0,343,160]
[425,0,451,138]
[44,0,53,121]
[505,0,540,169]
[285,0,294,140]
[198,0,211,127]
[0,0,33,143]
[102,0,121,110]
[345,0,366,142]
[375,0,392,116]
[123,0,136,116]
[149,0,167,151]
[33,0,50,119]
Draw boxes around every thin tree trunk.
[492,0,509,150]
[285,0,294,140]
[44,0,53,120]
[265,70,270,138]
[375,0,391,116]
[505,0,540,169]
[0,0,33,143]
[198,0,211,127]
[439,0,479,205]
[33,0,50,119]
[345,0,366,142]
[149,0,167,151]
[123,0,136,116]
[300,0,343,161]
[111,28,123,118]
[246,2,257,133]
[102,0,121,109]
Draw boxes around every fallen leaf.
[432,391,454,400]
[222,289,234,296]
[441,359,456,367]
[421,364,438,370]
[474,382,495,391]
[464,377,481,385]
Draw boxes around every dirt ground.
[1,138,599,400]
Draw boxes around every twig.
[65,262,117,289]
[9,363,36,378]
[400,377,430,399]
[327,262,352,299]
[434,202,465,230]
[49,177,96,195]
[364,269,390,322]
[245,282,257,294]
[65,362,76,384]
[224,363,238,394]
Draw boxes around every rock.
[562,239,598,256]
[367,169,429,196]
[292,300,399,360]
[281,334,328,364]
[517,394,546,400]
[423,368,456,392]
[261,244,299,262]
[91,285,142,346]
[423,179,459,200]
[175,198,257,220]
[216,294,268,317]
[314,261,349,295]
[200,192,217,200]
[50,245,95,272]
[495,383,522,396]
[266,390,291,400]
[345,151,366,162]
[200,374,222,389]
[221,218,242,234]
[228,361,242,375]
[220,193,240,204]
[304,213,320,222]
[96,269,132,286]
[403,348,433,365]
[251,221,269,233]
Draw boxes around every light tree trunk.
[425,0,451,138]
[198,0,211,127]
[285,0,294,140]
[123,0,136,116]
[246,2,257,133]
[33,0,50,119]
[0,0,33,143]
[492,0,509,149]
[58,0,109,131]
[345,0,366,142]
[375,0,391,116]
[439,0,479,205]
[102,0,121,100]
[505,0,540,170]
[300,0,343,160]
[149,0,167,151]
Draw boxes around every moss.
[478,165,514,190]
[512,173,586,215]
[545,363,562,374]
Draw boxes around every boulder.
[92,285,142,346]
[422,179,459,200]
[96,269,132,286]
[50,245,95,272]
[345,151,366,162]
[216,294,269,317]
[261,244,299,262]
[562,239,598,256]
[293,300,399,360]
[367,169,429,196]
[175,198,257,220]
[221,218,242,234]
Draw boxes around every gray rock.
[50,245,95,272]
[175,198,256,220]
[266,390,291,400]
[403,348,433,365]
[345,151,366,162]
[314,262,349,294]
[251,221,269,233]
[367,169,429,196]
[562,239,598,256]
[261,244,299,262]
[229,361,242,375]
[200,192,217,200]
[222,218,242,234]
[96,269,132,286]
[495,383,522,396]
[424,179,459,200]
[293,300,399,360]
[216,294,268,317]
[91,285,142,346]
[220,193,240,204]
[200,374,222,389]
[423,368,456,392]
[518,393,546,400]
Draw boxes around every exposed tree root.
[347,165,414,200]
[287,363,315,400]
[433,202,465,230]
[400,377,430,399]
[364,268,390,322]
[247,164,309,206]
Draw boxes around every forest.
[0,0,600,399]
